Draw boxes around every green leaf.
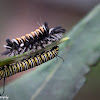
[1,4,100,100]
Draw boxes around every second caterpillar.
[0,46,59,79]
[0,46,59,96]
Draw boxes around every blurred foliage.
[0,4,100,100]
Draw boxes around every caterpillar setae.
[0,46,59,95]
[2,22,66,56]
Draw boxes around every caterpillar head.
[49,26,66,34]
[48,26,66,41]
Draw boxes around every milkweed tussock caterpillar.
[2,22,66,56]
[0,46,59,79]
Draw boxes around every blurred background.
[0,0,100,100]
